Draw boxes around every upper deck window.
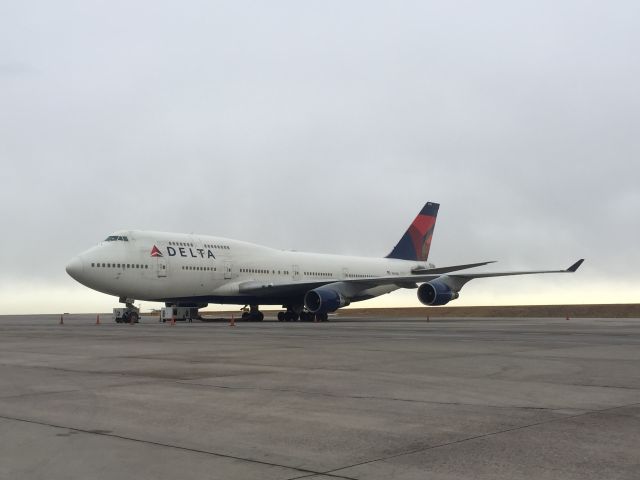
[105,235,129,242]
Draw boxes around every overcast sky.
[1,1,638,314]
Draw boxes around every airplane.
[65,202,584,322]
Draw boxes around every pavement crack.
[0,413,325,477]
[179,381,568,412]
[317,401,640,477]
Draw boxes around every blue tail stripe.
[387,234,418,261]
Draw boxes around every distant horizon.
[2,280,637,315]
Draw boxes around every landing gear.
[114,301,139,324]
[299,311,315,322]
[278,305,327,322]
[123,310,139,324]
[276,306,329,322]
[278,305,300,321]
[241,305,264,322]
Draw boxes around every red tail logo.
[150,245,163,257]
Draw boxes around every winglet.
[566,259,584,272]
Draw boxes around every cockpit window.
[105,235,129,242]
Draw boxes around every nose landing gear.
[114,301,140,324]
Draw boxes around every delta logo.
[150,244,216,259]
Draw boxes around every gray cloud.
[0,1,638,311]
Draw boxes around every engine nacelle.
[417,281,459,306]
[304,287,350,313]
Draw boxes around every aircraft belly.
[352,284,398,301]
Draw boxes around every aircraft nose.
[65,256,84,280]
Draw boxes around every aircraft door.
[157,257,167,277]
[292,265,300,281]
[224,261,232,279]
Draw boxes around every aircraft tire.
[277,312,285,322]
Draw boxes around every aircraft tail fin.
[386,202,440,262]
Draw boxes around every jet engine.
[417,280,459,306]
[304,287,350,313]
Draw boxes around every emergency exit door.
[224,261,232,279]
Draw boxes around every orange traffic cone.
[230,314,235,327]
[171,314,176,326]
[59,315,64,325]
[96,314,100,325]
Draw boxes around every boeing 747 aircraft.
[66,202,583,322]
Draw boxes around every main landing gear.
[241,304,264,322]
[277,307,329,322]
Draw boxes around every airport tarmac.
[1,315,639,480]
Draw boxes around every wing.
[411,260,496,274]
[237,259,584,298]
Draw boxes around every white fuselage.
[66,230,424,306]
